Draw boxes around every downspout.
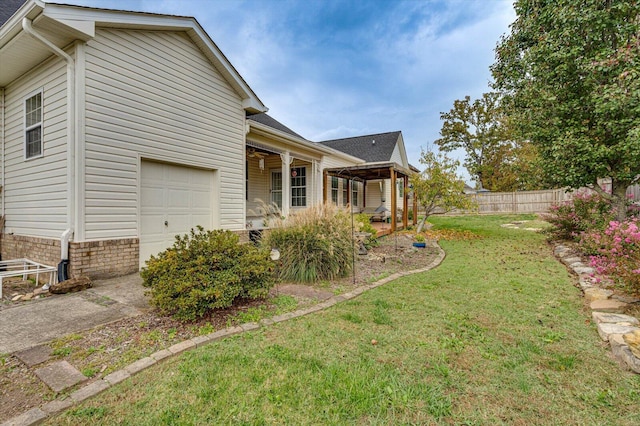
[1,88,4,217]
[22,18,75,282]
[1,88,4,262]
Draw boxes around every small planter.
[412,242,426,248]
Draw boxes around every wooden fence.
[469,188,574,214]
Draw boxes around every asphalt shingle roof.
[318,131,401,163]
[247,113,307,140]
[0,0,26,27]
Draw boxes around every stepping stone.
[597,323,639,341]
[563,256,582,265]
[554,245,571,256]
[612,294,640,304]
[574,266,595,275]
[34,361,86,392]
[590,299,628,313]
[14,345,52,367]
[584,288,614,302]
[592,312,640,325]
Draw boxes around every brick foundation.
[0,234,139,280]
[69,238,139,279]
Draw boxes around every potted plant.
[413,234,426,248]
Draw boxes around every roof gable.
[318,131,402,163]
[0,2,267,113]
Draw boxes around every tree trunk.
[611,183,629,222]
[416,216,428,233]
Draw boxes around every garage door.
[140,161,216,268]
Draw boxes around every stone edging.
[2,245,446,426]
[554,244,640,374]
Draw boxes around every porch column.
[323,169,328,204]
[363,181,367,208]
[390,167,397,232]
[346,179,351,208]
[403,174,409,229]
[316,159,324,206]
[280,151,292,217]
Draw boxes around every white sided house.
[0,1,415,280]
[0,1,270,278]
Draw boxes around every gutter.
[22,17,75,281]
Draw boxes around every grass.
[48,214,640,425]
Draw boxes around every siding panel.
[3,55,68,238]
[84,29,245,239]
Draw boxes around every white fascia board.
[46,17,95,39]
[188,23,267,113]
[396,133,409,168]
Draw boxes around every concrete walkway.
[0,274,148,354]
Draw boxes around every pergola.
[323,162,418,232]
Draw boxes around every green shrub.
[354,213,379,248]
[542,191,614,240]
[263,203,355,282]
[141,227,275,321]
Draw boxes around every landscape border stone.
[554,243,640,374]
[2,243,446,426]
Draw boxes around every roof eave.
[0,0,43,45]
[248,120,363,162]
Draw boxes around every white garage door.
[140,161,216,268]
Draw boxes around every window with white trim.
[342,178,348,206]
[291,167,306,207]
[271,170,282,208]
[352,181,359,207]
[331,176,339,204]
[25,91,43,159]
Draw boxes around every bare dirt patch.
[0,233,441,423]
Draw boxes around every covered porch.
[323,162,417,234]
[245,142,323,229]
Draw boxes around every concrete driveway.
[0,274,148,354]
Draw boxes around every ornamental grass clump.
[141,227,275,321]
[581,219,640,294]
[264,203,355,283]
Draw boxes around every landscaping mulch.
[0,233,440,423]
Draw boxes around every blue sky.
[69,0,515,180]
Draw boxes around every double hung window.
[25,91,43,159]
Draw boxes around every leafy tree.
[435,92,506,190]
[492,0,640,220]
[410,148,476,232]
[482,139,548,192]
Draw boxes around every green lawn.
[50,215,640,425]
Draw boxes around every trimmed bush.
[141,227,275,321]
[263,203,356,282]
[543,191,614,240]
